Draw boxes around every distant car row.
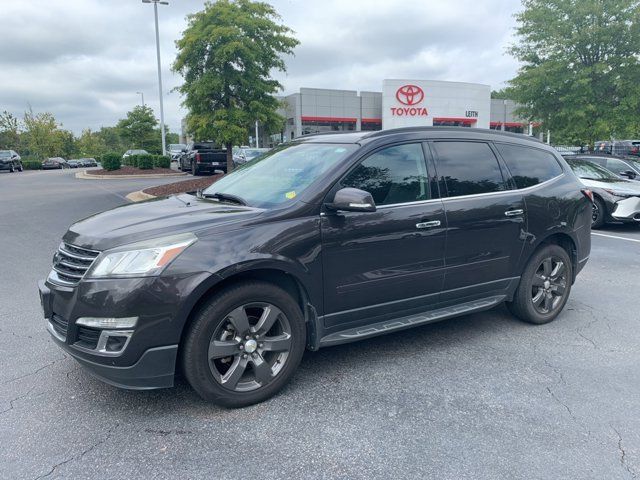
[173,143,271,175]
[563,154,640,228]
[42,157,98,169]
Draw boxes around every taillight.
[581,189,594,203]
[195,153,201,163]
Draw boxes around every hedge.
[22,161,43,170]
[138,154,154,170]
[154,155,171,169]
[101,153,121,171]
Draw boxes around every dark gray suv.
[39,127,592,407]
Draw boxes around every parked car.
[0,150,23,172]
[168,143,186,162]
[42,157,68,169]
[67,159,81,168]
[565,157,640,228]
[572,154,640,182]
[233,147,270,166]
[80,158,98,167]
[122,149,149,160]
[594,140,640,157]
[178,142,228,175]
[39,127,592,407]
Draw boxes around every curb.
[126,190,156,202]
[76,170,187,180]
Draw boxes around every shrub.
[101,153,121,171]
[22,161,42,170]
[138,154,154,170]
[154,155,171,169]
[128,154,139,168]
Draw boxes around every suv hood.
[64,194,265,251]
[578,176,640,194]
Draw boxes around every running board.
[319,295,506,347]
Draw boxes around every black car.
[178,142,228,175]
[565,157,640,228]
[80,158,98,167]
[67,160,81,168]
[39,127,592,407]
[0,149,23,172]
[572,154,640,182]
[42,157,68,170]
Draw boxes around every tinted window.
[606,158,635,174]
[566,159,619,180]
[342,143,428,206]
[495,143,563,189]
[433,142,507,197]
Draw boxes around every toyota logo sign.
[396,85,424,106]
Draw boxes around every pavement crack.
[612,426,637,479]
[2,355,67,386]
[34,423,120,479]
[0,385,37,416]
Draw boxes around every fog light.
[76,317,138,329]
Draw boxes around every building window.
[301,118,356,135]
[361,120,382,131]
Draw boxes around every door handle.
[416,220,441,229]
[504,209,524,217]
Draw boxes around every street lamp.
[142,0,168,156]
[136,91,145,107]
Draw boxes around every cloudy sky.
[0,0,522,135]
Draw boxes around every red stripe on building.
[433,117,477,124]
[301,116,358,123]
[490,122,526,128]
[361,118,382,124]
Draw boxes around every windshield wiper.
[203,192,248,206]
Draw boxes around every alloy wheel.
[208,303,292,392]
[531,256,567,314]
[591,202,600,224]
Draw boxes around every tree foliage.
[116,105,160,153]
[507,0,640,144]
[173,0,299,171]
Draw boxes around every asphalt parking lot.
[1,168,639,479]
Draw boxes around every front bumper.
[611,197,640,222]
[37,272,208,389]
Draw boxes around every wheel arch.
[530,232,578,282]
[177,267,319,366]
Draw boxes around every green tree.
[22,109,63,159]
[173,0,298,171]
[96,126,126,154]
[507,0,640,144]
[76,128,106,157]
[0,111,21,150]
[116,105,159,152]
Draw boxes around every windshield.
[567,159,619,180]
[169,144,186,151]
[243,148,268,159]
[203,143,358,208]
[0,151,11,158]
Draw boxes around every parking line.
[592,232,640,243]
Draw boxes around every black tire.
[191,162,199,176]
[18,165,23,172]
[9,164,14,173]
[508,244,573,325]
[591,196,606,229]
[182,281,306,407]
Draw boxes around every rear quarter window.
[495,143,563,189]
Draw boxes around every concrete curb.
[76,170,187,180]
[126,190,156,202]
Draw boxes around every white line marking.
[592,232,640,243]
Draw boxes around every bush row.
[122,154,171,170]
[22,160,43,170]
[101,153,122,171]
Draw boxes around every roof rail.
[362,126,544,143]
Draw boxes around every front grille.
[75,326,100,350]
[50,243,100,286]
[50,313,69,339]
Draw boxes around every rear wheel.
[191,162,199,176]
[508,244,572,325]
[182,281,306,407]
[591,197,606,229]
[17,164,23,172]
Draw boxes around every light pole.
[136,91,145,107]
[142,0,168,156]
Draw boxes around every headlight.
[87,233,197,278]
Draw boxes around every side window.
[341,143,429,206]
[432,141,507,197]
[607,158,631,174]
[495,143,563,189]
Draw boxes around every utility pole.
[142,0,168,155]
[255,120,259,148]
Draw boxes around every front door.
[321,142,447,330]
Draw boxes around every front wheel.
[17,164,23,172]
[9,164,14,173]
[591,197,606,229]
[191,162,199,176]
[182,281,306,407]
[508,244,572,325]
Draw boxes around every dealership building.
[182,79,536,146]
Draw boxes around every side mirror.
[326,187,376,213]
[620,170,637,179]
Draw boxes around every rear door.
[321,142,446,329]
[430,140,526,302]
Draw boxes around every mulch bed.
[89,166,180,176]
[143,174,224,196]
